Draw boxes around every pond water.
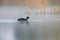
[0,21,60,40]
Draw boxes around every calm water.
[0,21,60,40]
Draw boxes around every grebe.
[17,16,30,21]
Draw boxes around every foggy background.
[0,0,60,20]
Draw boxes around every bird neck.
[26,18,28,20]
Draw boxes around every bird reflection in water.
[18,20,30,26]
[15,21,30,40]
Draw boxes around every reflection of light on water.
[0,19,17,23]
[0,18,60,23]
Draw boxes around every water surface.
[0,21,60,40]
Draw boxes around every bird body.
[17,18,26,21]
[17,16,30,21]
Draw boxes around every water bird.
[17,16,30,21]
